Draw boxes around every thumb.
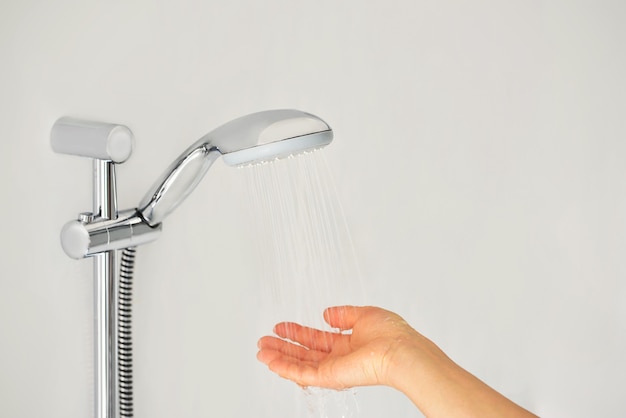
[323,305,366,330]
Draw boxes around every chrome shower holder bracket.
[51,118,161,418]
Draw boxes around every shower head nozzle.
[215,109,333,166]
[138,109,333,226]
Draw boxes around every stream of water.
[239,150,366,417]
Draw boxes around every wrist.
[385,336,537,418]
[384,333,466,413]
[384,332,453,389]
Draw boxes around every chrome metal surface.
[93,160,118,418]
[61,210,162,259]
[138,109,332,226]
[95,160,118,220]
[200,109,331,154]
[138,144,221,227]
[79,212,95,223]
[95,250,117,418]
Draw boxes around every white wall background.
[1,0,625,417]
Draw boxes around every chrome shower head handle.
[137,142,221,227]
[137,109,333,226]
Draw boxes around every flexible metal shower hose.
[119,247,136,417]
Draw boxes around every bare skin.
[257,305,538,418]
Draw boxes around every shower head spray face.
[138,109,333,226]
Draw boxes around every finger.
[257,336,328,363]
[256,344,284,365]
[323,305,366,330]
[273,322,340,352]
[257,347,321,371]
[265,355,322,387]
[265,353,354,390]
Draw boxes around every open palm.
[257,306,418,389]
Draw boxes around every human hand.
[256,305,430,390]
[258,305,538,418]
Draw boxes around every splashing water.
[237,150,366,417]
[304,387,360,418]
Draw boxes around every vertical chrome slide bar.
[94,160,119,418]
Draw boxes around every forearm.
[388,337,537,418]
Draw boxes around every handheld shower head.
[215,109,332,166]
[138,109,333,226]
